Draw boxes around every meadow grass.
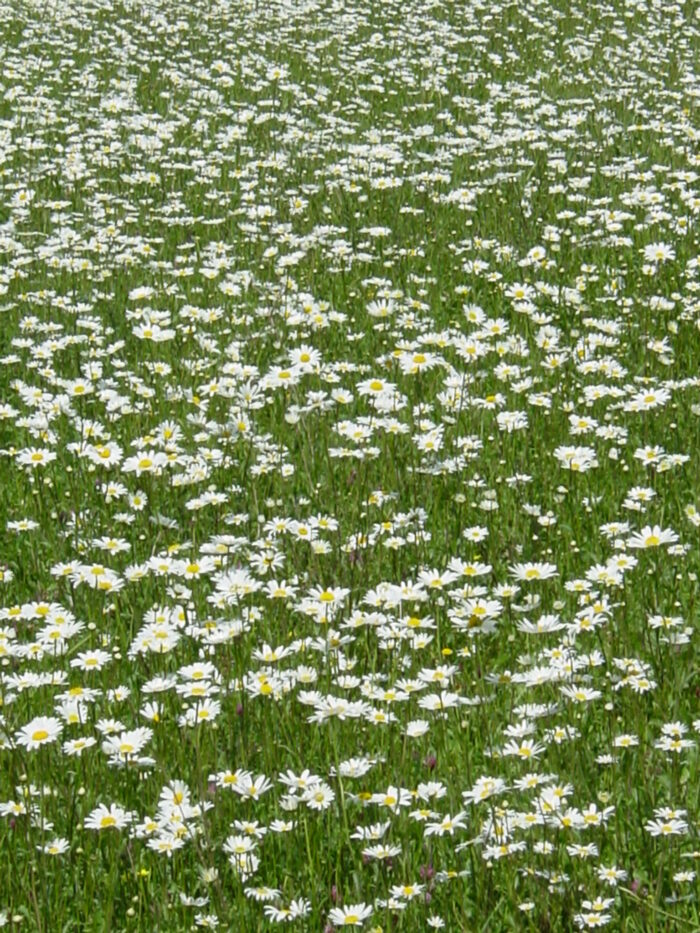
[0,0,699,929]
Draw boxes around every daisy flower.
[626,525,679,549]
[84,803,134,831]
[509,561,558,581]
[327,903,373,926]
[14,716,63,750]
[38,838,70,856]
[16,447,57,468]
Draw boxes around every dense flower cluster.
[0,0,698,928]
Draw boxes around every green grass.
[0,0,698,929]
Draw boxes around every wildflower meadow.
[0,0,698,929]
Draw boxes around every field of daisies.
[0,0,699,929]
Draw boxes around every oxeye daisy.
[626,525,679,549]
[643,242,675,263]
[16,447,57,468]
[38,838,70,856]
[102,727,153,761]
[645,817,688,836]
[327,903,373,926]
[302,782,335,810]
[62,736,97,756]
[2,1,700,925]
[509,562,559,581]
[14,716,63,750]
[84,803,134,831]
